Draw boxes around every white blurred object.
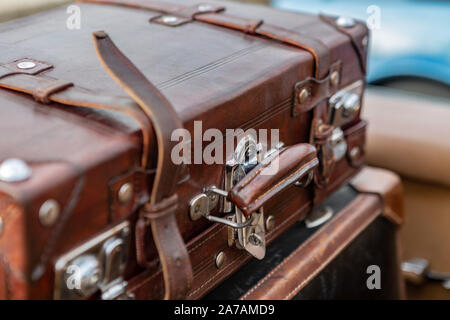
[0,0,72,22]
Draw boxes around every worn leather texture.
[0,0,368,299]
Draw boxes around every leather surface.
[204,184,359,299]
[240,193,382,299]
[0,0,367,299]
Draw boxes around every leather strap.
[92,31,193,299]
[78,0,331,79]
[319,14,368,74]
[0,64,153,168]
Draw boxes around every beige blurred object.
[364,86,450,300]
[363,87,450,188]
[0,0,72,22]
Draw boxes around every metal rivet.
[17,61,36,70]
[215,251,225,269]
[0,216,3,237]
[198,4,213,12]
[336,16,355,28]
[298,88,309,104]
[162,15,179,24]
[94,31,107,39]
[330,71,340,86]
[0,158,32,182]
[118,182,133,204]
[265,215,275,231]
[349,146,361,161]
[39,199,60,227]
[362,35,368,48]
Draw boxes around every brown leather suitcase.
[0,0,369,299]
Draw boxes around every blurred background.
[1,0,449,299]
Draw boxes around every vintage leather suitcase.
[0,0,369,299]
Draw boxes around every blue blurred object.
[272,0,450,85]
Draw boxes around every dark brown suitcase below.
[205,167,405,300]
[0,0,369,299]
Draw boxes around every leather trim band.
[33,80,74,104]
[350,166,404,225]
[319,14,368,74]
[0,63,153,168]
[77,0,331,79]
[92,32,193,299]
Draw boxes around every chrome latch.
[330,127,347,162]
[189,136,284,260]
[54,221,131,300]
[328,80,363,127]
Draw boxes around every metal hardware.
[349,146,361,162]
[198,4,213,12]
[330,70,340,86]
[118,182,133,204]
[0,216,3,237]
[402,258,450,289]
[294,170,314,188]
[161,16,179,24]
[336,16,355,28]
[298,88,309,104]
[39,199,60,227]
[0,158,32,182]
[190,135,279,259]
[305,206,334,228]
[189,185,220,221]
[16,61,36,70]
[328,80,364,127]
[215,251,225,269]
[362,35,368,49]
[54,221,130,299]
[330,128,347,162]
[265,215,275,231]
[68,254,102,297]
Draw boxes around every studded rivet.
[362,36,368,48]
[198,4,213,12]
[17,61,36,70]
[215,251,225,269]
[298,88,309,104]
[350,146,361,161]
[336,16,355,28]
[162,16,179,24]
[118,182,133,204]
[0,158,32,182]
[39,199,60,227]
[330,71,340,86]
[265,215,275,231]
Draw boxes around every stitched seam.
[188,253,246,297]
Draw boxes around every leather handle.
[229,143,318,217]
[92,31,193,299]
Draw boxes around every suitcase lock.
[189,136,293,260]
[53,221,132,300]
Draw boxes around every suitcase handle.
[228,143,319,217]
